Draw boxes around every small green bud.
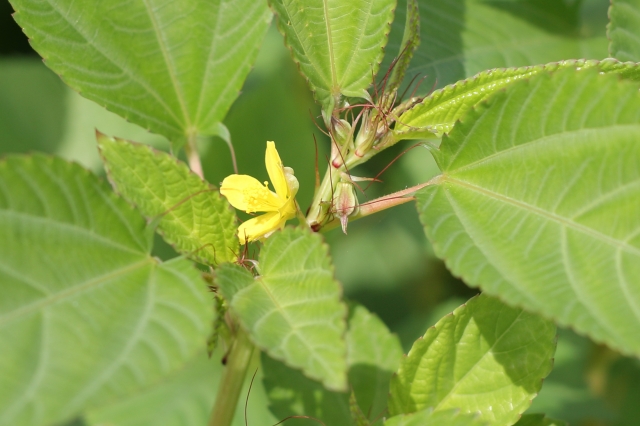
[354,111,376,157]
[334,181,359,234]
[332,118,353,147]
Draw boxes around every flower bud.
[332,118,353,148]
[354,111,376,157]
[283,166,299,197]
[334,182,359,234]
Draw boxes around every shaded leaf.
[263,303,403,425]
[609,0,640,61]
[10,0,271,143]
[383,0,608,95]
[0,155,212,426]
[389,294,556,425]
[270,0,396,111]
[417,69,640,357]
[217,227,348,391]
[514,414,568,426]
[98,133,237,265]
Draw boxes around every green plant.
[1,0,639,425]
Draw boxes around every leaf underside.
[10,0,271,144]
[418,69,640,357]
[0,155,212,426]
[270,0,397,110]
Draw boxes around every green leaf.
[384,0,608,95]
[270,0,396,111]
[85,353,218,426]
[98,133,238,265]
[9,0,271,143]
[217,227,348,391]
[417,69,640,357]
[386,0,420,94]
[389,294,556,425]
[0,155,213,426]
[609,0,640,61]
[396,59,640,139]
[384,408,488,426]
[263,302,403,425]
[85,349,278,426]
[513,414,568,426]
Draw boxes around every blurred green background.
[2,0,640,425]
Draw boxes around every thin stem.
[185,133,204,178]
[208,327,255,426]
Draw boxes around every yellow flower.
[220,141,299,243]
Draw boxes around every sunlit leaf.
[263,303,403,425]
[396,59,640,139]
[384,408,487,426]
[0,155,212,426]
[98,133,238,265]
[270,0,396,111]
[417,69,640,357]
[217,228,348,391]
[389,294,556,425]
[9,0,271,144]
[609,0,640,61]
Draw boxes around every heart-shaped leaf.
[10,0,271,144]
[0,155,213,426]
[417,69,640,357]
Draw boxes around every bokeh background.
[2,0,640,424]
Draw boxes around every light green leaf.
[9,0,271,144]
[609,0,640,61]
[98,133,237,265]
[389,294,556,425]
[384,408,488,426]
[514,414,568,426]
[396,59,640,139]
[85,353,218,426]
[270,0,396,111]
[417,69,640,357]
[85,349,278,426]
[0,155,213,426]
[384,0,608,95]
[263,303,403,425]
[217,227,348,391]
[386,0,420,94]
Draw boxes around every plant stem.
[208,327,255,426]
[185,133,204,178]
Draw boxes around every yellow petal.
[237,211,284,243]
[265,141,289,199]
[220,174,281,213]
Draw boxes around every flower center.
[243,182,281,213]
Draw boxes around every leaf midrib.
[0,259,152,327]
[322,0,339,92]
